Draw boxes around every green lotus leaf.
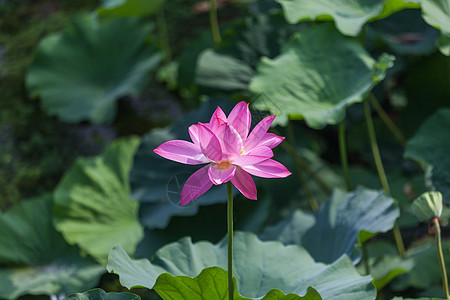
[421,0,450,35]
[54,137,144,263]
[130,99,237,229]
[154,267,323,300]
[260,186,399,263]
[0,195,104,299]
[276,0,419,36]
[107,232,376,300]
[98,0,165,16]
[405,108,450,203]
[438,34,450,55]
[391,238,450,291]
[249,23,395,129]
[64,289,140,300]
[421,0,450,56]
[196,49,254,92]
[195,13,300,94]
[26,15,162,123]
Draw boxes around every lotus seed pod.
[410,191,443,221]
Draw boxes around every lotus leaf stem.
[156,10,172,63]
[369,93,406,147]
[209,0,221,46]
[339,121,351,191]
[364,98,405,257]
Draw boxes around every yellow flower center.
[217,161,232,170]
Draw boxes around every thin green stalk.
[363,99,390,195]
[156,10,171,64]
[433,217,450,300]
[227,181,234,300]
[209,0,221,46]
[369,93,406,147]
[338,121,351,191]
[363,98,406,257]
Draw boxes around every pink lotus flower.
[154,101,291,205]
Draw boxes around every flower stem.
[209,0,221,46]
[363,98,406,257]
[227,181,234,300]
[433,217,450,299]
[339,121,351,191]
[369,93,406,147]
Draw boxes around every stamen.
[217,161,232,170]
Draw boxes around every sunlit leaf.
[64,289,140,300]
[154,268,323,300]
[0,195,104,299]
[107,232,376,300]
[98,0,165,16]
[130,99,237,229]
[260,187,399,263]
[437,34,450,55]
[249,24,394,129]
[26,15,162,123]
[54,137,144,263]
[405,108,450,203]
[421,0,450,56]
[276,0,419,36]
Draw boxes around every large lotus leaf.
[54,137,144,263]
[391,238,450,291]
[0,195,104,299]
[405,108,450,203]
[421,0,450,55]
[260,186,399,264]
[276,0,419,36]
[65,289,140,300]
[154,267,323,300]
[130,98,238,229]
[98,0,165,16]
[195,13,300,93]
[107,232,376,300]
[26,15,162,123]
[437,34,450,55]
[196,49,254,92]
[249,23,395,129]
